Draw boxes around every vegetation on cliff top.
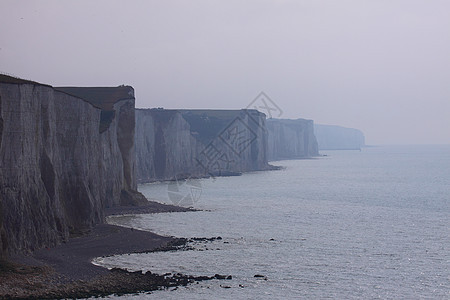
[0,74,50,87]
[55,86,134,110]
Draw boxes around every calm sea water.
[96,145,450,299]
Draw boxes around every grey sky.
[1,0,449,145]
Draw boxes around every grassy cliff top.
[266,118,313,124]
[0,74,51,87]
[136,108,263,119]
[0,75,133,111]
[136,108,264,144]
[55,86,134,110]
[180,109,255,119]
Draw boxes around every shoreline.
[0,200,224,299]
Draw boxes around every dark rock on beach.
[105,199,197,216]
[189,236,223,242]
[0,263,232,299]
[1,222,232,299]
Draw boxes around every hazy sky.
[1,0,449,145]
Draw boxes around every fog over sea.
[97,145,450,299]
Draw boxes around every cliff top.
[0,74,51,87]
[55,86,135,111]
[180,109,262,119]
[267,117,314,124]
[0,75,133,112]
[314,123,364,133]
[136,108,264,144]
[136,108,263,118]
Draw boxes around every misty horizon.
[1,0,449,145]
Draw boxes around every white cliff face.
[54,86,144,206]
[0,81,141,257]
[314,124,365,150]
[135,110,200,181]
[135,109,271,183]
[267,118,319,161]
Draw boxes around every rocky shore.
[0,201,228,299]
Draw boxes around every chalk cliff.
[54,86,146,206]
[135,109,271,182]
[0,75,143,258]
[314,124,365,150]
[266,118,319,161]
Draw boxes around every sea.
[94,145,450,299]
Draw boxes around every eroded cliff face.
[0,78,143,258]
[135,109,271,182]
[267,118,319,161]
[314,124,365,150]
[55,87,144,206]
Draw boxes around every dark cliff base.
[138,163,282,184]
[268,156,320,162]
[0,201,201,299]
[105,199,196,216]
